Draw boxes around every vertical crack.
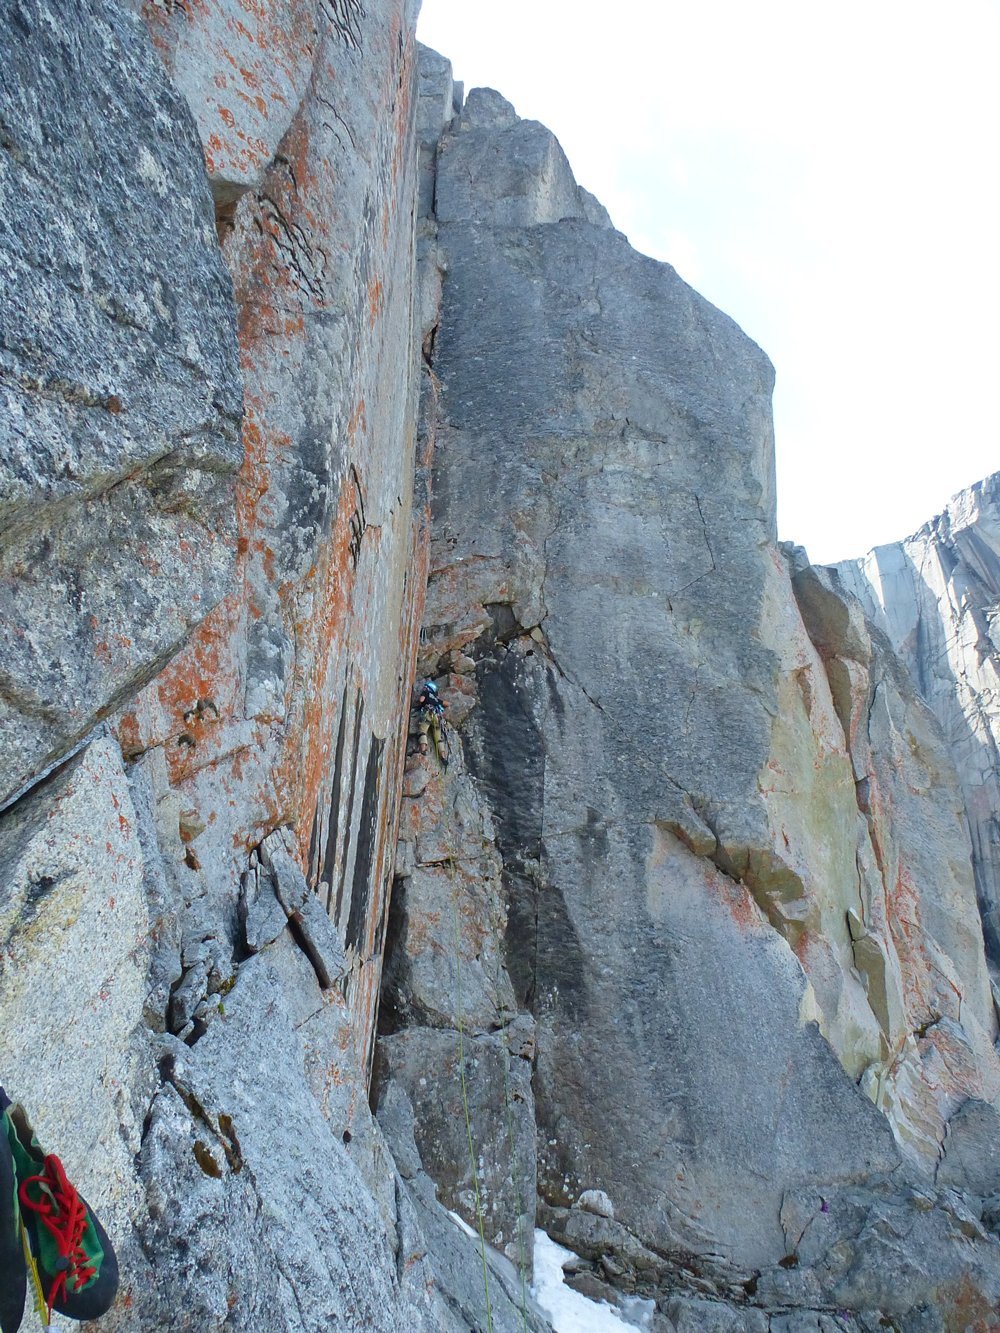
[694,494,717,574]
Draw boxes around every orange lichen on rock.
[367,277,384,327]
[705,863,762,934]
[127,2,425,1089]
[886,864,932,1018]
[141,0,322,197]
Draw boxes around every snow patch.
[531,1229,655,1331]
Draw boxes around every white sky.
[417,0,1000,564]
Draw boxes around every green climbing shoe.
[3,1097,118,1324]
[0,1089,26,1333]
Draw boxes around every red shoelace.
[19,1153,96,1319]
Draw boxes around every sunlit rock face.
[837,473,1000,970]
[383,53,1000,1324]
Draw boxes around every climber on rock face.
[414,679,448,765]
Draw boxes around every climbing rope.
[451,868,495,1333]
[497,1008,530,1331]
[486,889,530,1332]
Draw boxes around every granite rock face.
[384,57,1000,1328]
[789,558,1000,1166]
[0,10,511,1333]
[0,0,243,809]
[837,473,1000,967]
[4,8,1000,1331]
[376,726,537,1274]
[117,0,429,1077]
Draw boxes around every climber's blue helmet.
[424,680,439,695]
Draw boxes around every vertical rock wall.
[0,0,243,811]
[373,50,541,1285]
[124,0,425,1069]
[788,558,1000,1163]
[382,55,1000,1327]
[0,8,527,1331]
[836,473,1000,970]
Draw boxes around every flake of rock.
[503,1012,537,1060]
[139,0,319,202]
[440,672,477,726]
[180,936,214,969]
[402,758,431,798]
[169,959,211,1034]
[375,1079,423,1182]
[258,831,346,988]
[792,565,872,667]
[178,810,206,843]
[575,1189,615,1220]
[258,829,310,914]
[287,893,348,991]
[395,838,418,880]
[239,864,287,955]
